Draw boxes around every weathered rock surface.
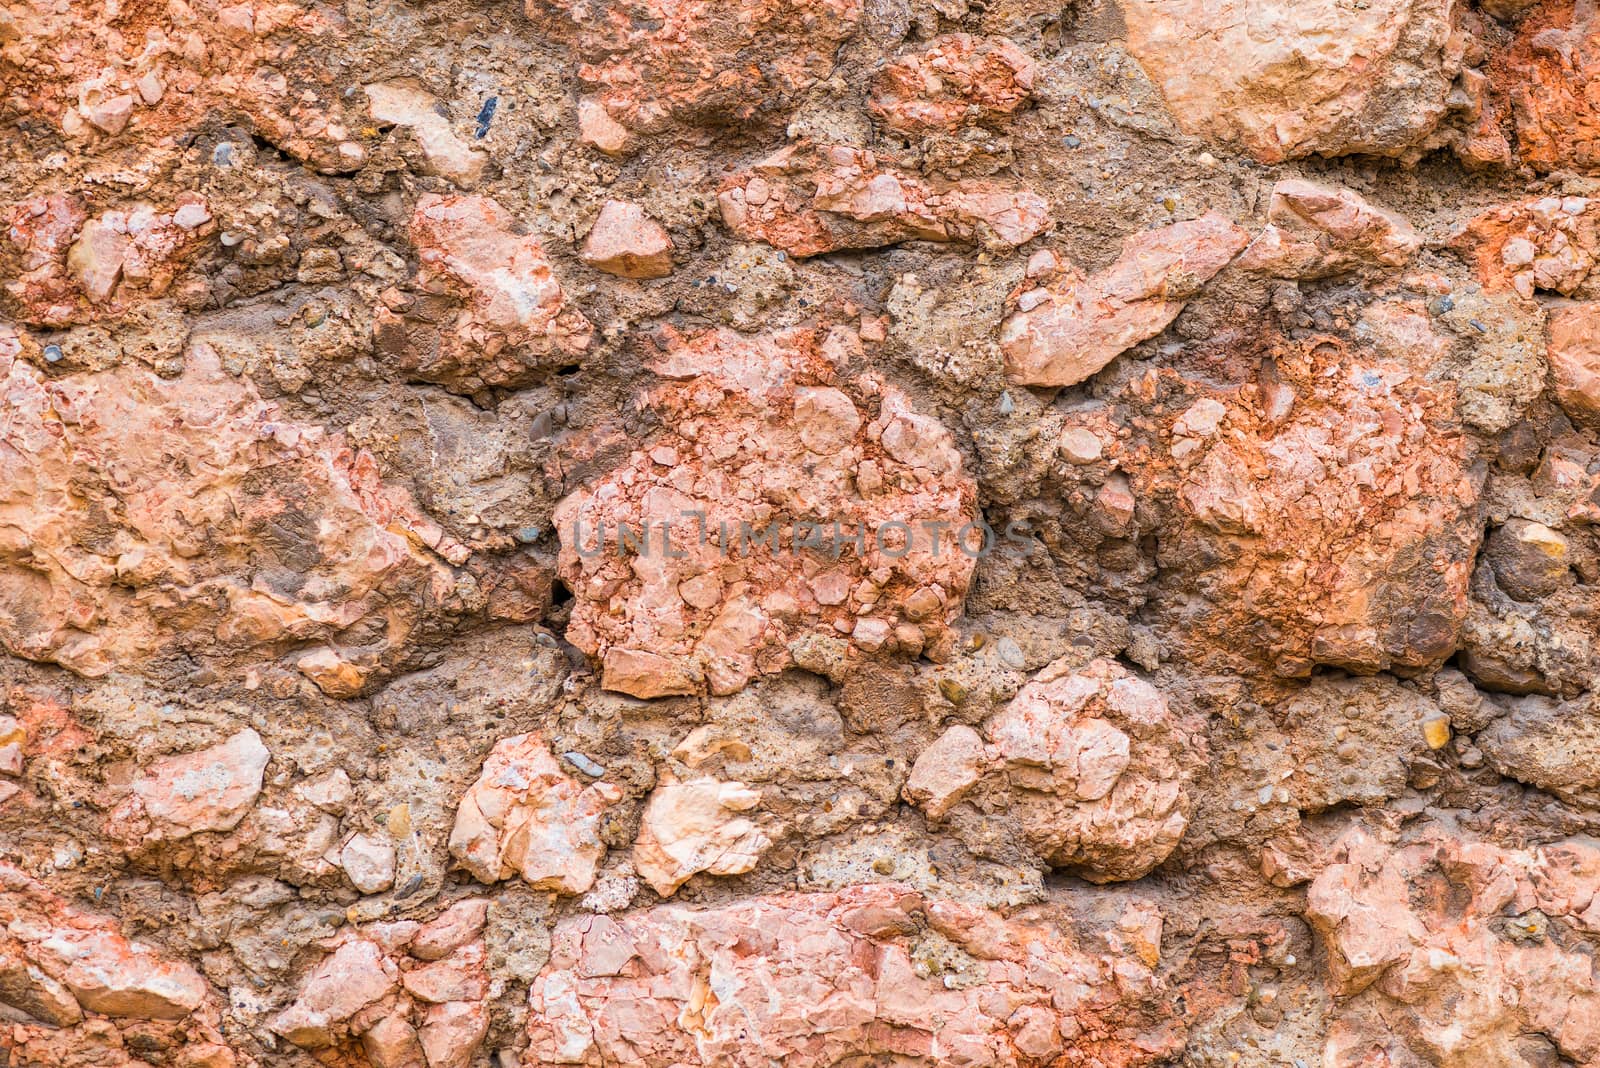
[1000,214,1249,387]
[448,732,621,893]
[909,658,1202,882]
[392,193,593,394]
[7,0,1600,1063]
[555,324,978,697]
[0,342,458,682]
[1123,0,1467,163]
[1238,179,1422,279]
[271,901,490,1064]
[719,144,1051,257]
[1309,825,1600,1068]
[524,883,1184,1067]
[869,34,1036,133]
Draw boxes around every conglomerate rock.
[5,0,1600,1064]
[554,323,979,697]
[523,883,1185,1067]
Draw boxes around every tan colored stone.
[903,723,986,819]
[366,82,486,186]
[1124,0,1463,163]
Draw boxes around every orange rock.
[397,193,592,393]
[1310,825,1600,1067]
[0,342,459,680]
[868,34,1035,133]
[632,775,770,896]
[1456,194,1600,298]
[528,0,862,153]
[911,658,1202,881]
[718,143,1050,257]
[1548,302,1600,422]
[525,883,1184,1066]
[554,324,979,697]
[579,200,674,279]
[1000,214,1249,387]
[1237,179,1422,279]
[1123,0,1466,163]
[1498,0,1600,174]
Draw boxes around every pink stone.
[401,193,592,392]
[447,732,621,893]
[270,938,399,1048]
[1548,303,1600,423]
[523,883,1182,1067]
[1237,179,1421,278]
[106,729,270,843]
[903,724,986,819]
[411,899,490,962]
[632,776,770,897]
[555,325,978,697]
[579,200,673,278]
[719,143,1050,257]
[1000,214,1249,387]
[869,34,1035,132]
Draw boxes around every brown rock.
[530,0,862,152]
[1000,214,1249,387]
[1498,0,1600,174]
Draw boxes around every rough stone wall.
[4,0,1600,1065]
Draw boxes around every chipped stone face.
[9,0,1600,1063]
[393,194,593,394]
[719,143,1051,257]
[1238,179,1422,279]
[911,658,1202,882]
[579,200,674,279]
[524,883,1184,1067]
[869,34,1036,133]
[632,775,771,896]
[106,729,270,844]
[555,325,978,697]
[1000,214,1249,387]
[448,732,621,893]
[1309,826,1600,1068]
[1497,0,1600,174]
[1124,0,1466,163]
[1457,194,1600,298]
[0,343,458,683]
[271,902,490,1064]
[530,0,862,154]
